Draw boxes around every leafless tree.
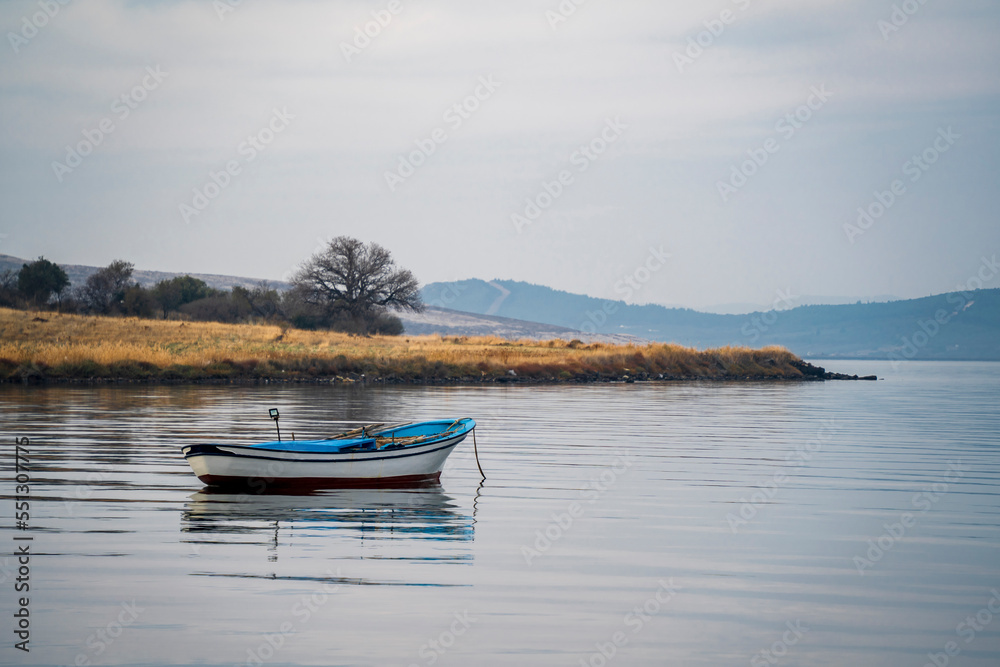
[292,237,423,317]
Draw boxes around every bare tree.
[291,237,422,331]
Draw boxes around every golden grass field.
[0,307,811,382]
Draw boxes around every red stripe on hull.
[197,471,443,490]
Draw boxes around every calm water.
[2,361,999,666]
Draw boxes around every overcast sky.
[1,0,998,310]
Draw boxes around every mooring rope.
[473,427,486,480]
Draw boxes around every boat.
[181,418,476,489]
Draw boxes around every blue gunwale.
[232,418,475,454]
[184,439,464,464]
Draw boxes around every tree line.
[0,237,424,335]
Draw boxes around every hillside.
[393,305,643,344]
[0,253,290,292]
[422,280,1000,361]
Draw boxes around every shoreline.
[2,361,876,385]
[0,308,876,385]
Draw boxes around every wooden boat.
[181,418,476,489]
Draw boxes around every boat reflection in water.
[181,483,475,567]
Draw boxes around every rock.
[792,359,876,380]
[790,359,826,378]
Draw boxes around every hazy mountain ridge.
[4,254,997,360]
[703,294,900,315]
[394,305,644,344]
[422,279,1000,360]
[0,254,291,293]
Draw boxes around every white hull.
[183,432,468,489]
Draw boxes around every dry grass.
[0,307,808,382]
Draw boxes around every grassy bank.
[0,307,818,383]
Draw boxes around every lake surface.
[2,361,999,666]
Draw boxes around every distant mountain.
[422,279,1000,361]
[703,294,900,315]
[6,253,997,360]
[394,306,643,344]
[0,254,290,292]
